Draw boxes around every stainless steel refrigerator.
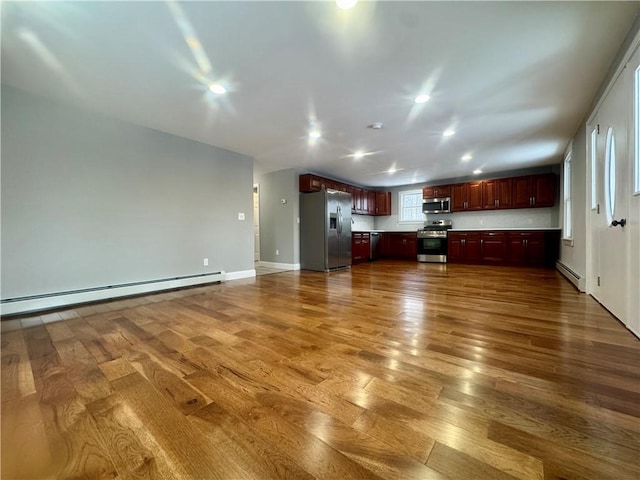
[300,190,352,271]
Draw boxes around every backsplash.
[442,208,559,229]
[352,214,375,231]
[373,207,559,231]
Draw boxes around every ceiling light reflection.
[336,0,358,10]
[414,94,430,104]
[166,0,212,76]
[208,83,227,95]
[462,154,473,161]
[443,129,456,137]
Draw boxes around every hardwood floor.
[2,261,639,479]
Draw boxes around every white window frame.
[590,127,598,210]
[605,127,616,226]
[634,64,640,195]
[563,145,572,241]
[398,189,424,223]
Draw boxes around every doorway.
[587,43,639,332]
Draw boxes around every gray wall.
[1,85,254,299]
[257,168,300,265]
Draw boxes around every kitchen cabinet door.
[352,233,363,262]
[360,189,369,214]
[506,232,546,265]
[447,232,481,262]
[481,232,506,263]
[482,178,512,210]
[452,182,482,211]
[375,192,391,215]
[448,234,464,262]
[367,191,376,215]
[465,233,482,261]
[299,174,322,192]
[423,185,451,199]
[531,174,556,207]
[451,184,466,211]
[512,174,556,208]
[381,233,417,259]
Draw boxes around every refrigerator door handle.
[337,205,342,234]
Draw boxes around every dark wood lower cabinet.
[380,233,417,260]
[448,230,559,267]
[481,232,506,263]
[448,232,481,263]
[352,232,370,264]
[506,232,547,265]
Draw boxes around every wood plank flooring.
[2,261,639,479]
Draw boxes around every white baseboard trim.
[257,261,300,271]
[1,271,226,316]
[556,261,586,292]
[224,269,256,281]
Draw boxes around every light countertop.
[449,227,561,232]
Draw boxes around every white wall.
[559,127,587,280]
[1,86,255,303]
[565,18,640,336]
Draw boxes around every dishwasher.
[369,232,381,260]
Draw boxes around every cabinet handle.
[495,200,498,208]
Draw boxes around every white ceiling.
[2,1,638,187]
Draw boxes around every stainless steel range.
[417,219,452,263]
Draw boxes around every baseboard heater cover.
[0,271,225,316]
[556,261,585,292]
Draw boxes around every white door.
[591,68,630,324]
[253,184,260,262]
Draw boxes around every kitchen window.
[563,147,572,240]
[398,189,423,223]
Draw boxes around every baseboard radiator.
[556,261,585,292]
[0,271,225,316]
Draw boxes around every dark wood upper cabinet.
[299,174,322,192]
[512,174,556,208]
[375,191,391,215]
[482,178,512,210]
[452,182,482,211]
[423,185,451,199]
[299,174,391,216]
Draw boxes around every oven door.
[417,235,448,263]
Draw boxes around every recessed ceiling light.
[336,0,357,9]
[473,169,482,175]
[462,154,473,161]
[414,94,430,104]
[367,122,383,130]
[208,83,227,95]
[388,167,397,174]
[353,151,365,160]
[309,130,321,139]
[443,129,455,137]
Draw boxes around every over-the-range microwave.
[422,197,451,214]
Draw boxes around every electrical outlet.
[203,257,209,266]
[276,249,279,256]
[238,212,245,220]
